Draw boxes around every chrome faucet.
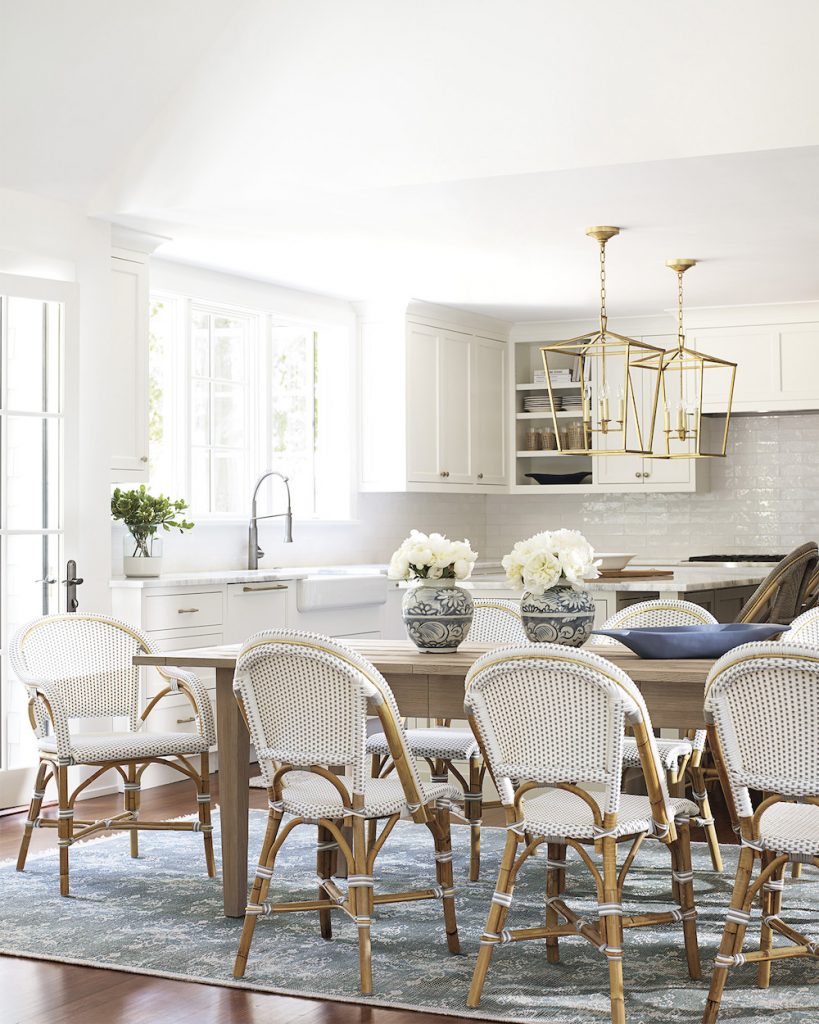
[248,470,293,570]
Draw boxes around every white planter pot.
[123,555,163,578]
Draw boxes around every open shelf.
[516,450,592,458]
[516,382,581,391]
[516,411,583,420]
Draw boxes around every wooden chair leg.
[545,842,566,964]
[126,763,139,859]
[791,862,802,879]
[352,812,373,995]
[317,823,333,939]
[198,752,215,877]
[466,757,482,882]
[757,853,784,989]
[601,837,626,1024]
[367,754,381,849]
[428,802,460,954]
[17,760,49,871]
[672,820,701,980]
[689,763,723,872]
[702,844,756,1024]
[467,829,518,1008]
[233,808,284,978]
[57,764,71,897]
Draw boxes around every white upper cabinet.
[110,247,150,481]
[471,336,507,485]
[692,318,819,413]
[360,304,508,493]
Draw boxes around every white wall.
[112,491,487,574]
[485,412,819,561]
[0,186,113,613]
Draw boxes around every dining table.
[134,638,716,917]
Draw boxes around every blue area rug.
[1,811,818,1022]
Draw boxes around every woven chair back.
[734,542,819,625]
[233,629,425,805]
[800,565,819,613]
[464,644,674,831]
[705,641,819,818]
[468,599,528,644]
[10,614,149,730]
[782,607,819,646]
[591,599,717,645]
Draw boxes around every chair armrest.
[18,678,72,760]
[142,667,216,746]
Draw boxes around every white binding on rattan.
[465,643,695,832]
[233,629,459,815]
[594,600,717,771]
[705,640,819,851]
[10,613,216,762]
[467,599,528,645]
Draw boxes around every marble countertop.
[465,565,768,593]
[109,563,390,589]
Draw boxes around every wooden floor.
[0,772,738,1024]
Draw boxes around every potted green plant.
[112,485,194,578]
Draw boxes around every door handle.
[242,584,288,592]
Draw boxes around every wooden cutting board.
[598,568,675,579]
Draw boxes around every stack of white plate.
[524,395,561,412]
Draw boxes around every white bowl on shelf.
[596,553,636,571]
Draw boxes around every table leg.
[215,665,249,917]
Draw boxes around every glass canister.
[525,427,541,451]
[566,422,586,449]
[540,428,557,450]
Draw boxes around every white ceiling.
[4,0,819,319]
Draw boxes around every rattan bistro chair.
[465,645,701,1023]
[734,542,818,625]
[366,599,526,882]
[592,599,723,870]
[11,614,216,895]
[231,630,461,995]
[701,642,819,1023]
[784,605,819,643]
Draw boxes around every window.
[148,296,352,520]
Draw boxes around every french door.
[0,275,78,809]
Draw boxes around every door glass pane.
[5,416,59,529]
[190,447,210,511]
[3,533,60,769]
[5,297,60,413]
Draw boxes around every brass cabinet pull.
[176,715,196,724]
[177,608,200,614]
[242,584,288,592]
[477,472,484,480]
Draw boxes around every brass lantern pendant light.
[651,259,737,459]
[539,226,665,456]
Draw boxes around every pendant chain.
[599,239,608,331]
[677,270,685,350]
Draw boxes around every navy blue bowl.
[591,622,790,659]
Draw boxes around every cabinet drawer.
[143,591,223,631]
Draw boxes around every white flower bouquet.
[388,530,478,581]
[502,529,599,596]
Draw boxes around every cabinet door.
[779,326,819,402]
[693,328,778,409]
[406,324,441,483]
[110,251,149,480]
[471,336,506,485]
[437,330,472,483]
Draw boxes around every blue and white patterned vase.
[402,579,474,653]
[520,584,595,646]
